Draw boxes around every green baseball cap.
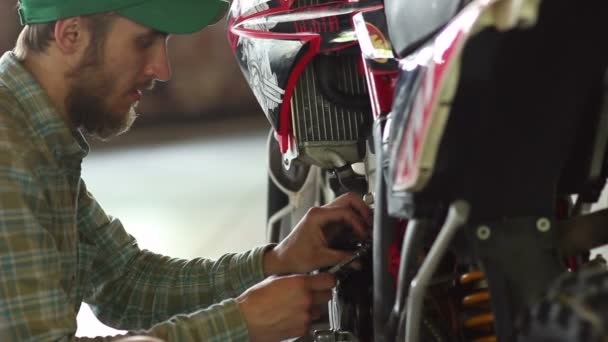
[18,0,230,34]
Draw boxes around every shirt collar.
[0,51,89,163]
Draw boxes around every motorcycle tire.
[517,265,608,342]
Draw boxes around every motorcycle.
[226,0,608,340]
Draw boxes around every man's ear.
[54,17,88,55]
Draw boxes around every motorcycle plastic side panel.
[389,1,489,192]
[384,0,461,57]
[230,35,308,131]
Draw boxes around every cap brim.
[117,0,229,34]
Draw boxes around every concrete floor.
[76,116,270,337]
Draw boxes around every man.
[0,0,372,341]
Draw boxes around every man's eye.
[137,38,155,49]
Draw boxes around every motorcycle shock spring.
[459,271,496,342]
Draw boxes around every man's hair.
[13,13,117,60]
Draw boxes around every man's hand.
[237,273,336,342]
[264,192,372,275]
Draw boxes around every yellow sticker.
[365,23,392,63]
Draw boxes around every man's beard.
[65,59,138,140]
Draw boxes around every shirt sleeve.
[0,149,80,341]
[0,155,266,340]
[77,179,271,333]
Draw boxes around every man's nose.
[146,44,171,82]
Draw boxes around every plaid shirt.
[0,52,268,341]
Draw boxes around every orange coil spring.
[459,271,497,342]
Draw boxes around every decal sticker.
[230,0,284,117]
[352,13,394,62]
[293,16,341,33]
[231,0,274,18]
[365,23,392,63]
[239,37,285,116]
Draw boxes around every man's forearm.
[262,244,287,276]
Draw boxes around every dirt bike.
[227,0,608,340]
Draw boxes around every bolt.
[363,193,374,206]
[537,218,551,232]
[477,225,491,240]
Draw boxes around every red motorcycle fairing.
[388,0,491,194]
[227,0,382,155]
